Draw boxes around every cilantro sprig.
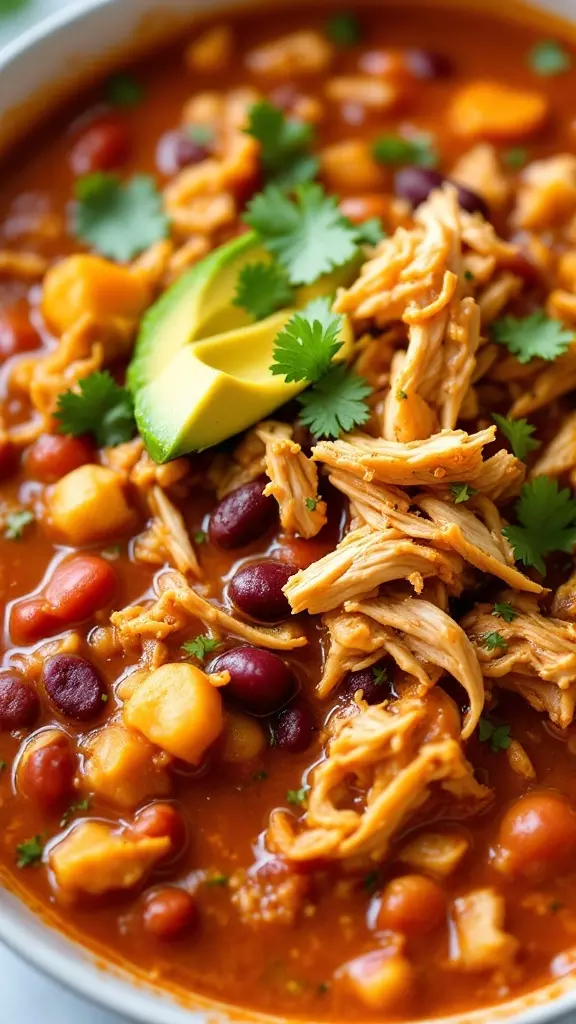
[5,509,34,540]
[503,476,576,575]
[493,310,573,364]
[74,173,169,262]
[372,133,437,168]
[106,72,144,108]
[449,482,477,504]
[484,631,508,652]
[492,413,541,461]
[478,716,512,753]
[244,182,361,286]
[182,635,220,661]
[55,370,136,447]
[234,261,294,321]
[245,100,318,188]
[299,365,371,438]
[493,602,518,623]
[16,835,44,868]
[325,11,362,46]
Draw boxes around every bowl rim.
[2,1,576,1023]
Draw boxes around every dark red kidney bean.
[394,167,488,219]
[212,646,295,716]
[26,433,95,483]
[133,803,187,857]
[273,701,314,752]
[156,129,211,175]
[341,659,391,705]
[209,476,277,550]
[0,673,39,730]
[42,654,106,721]
[142,887,199,940]
[9,599,59,646]
[44,555,116,623]
[69,118,130,175]
[405,49,453,79]
[21,737,76,810]
[229,560,296,622]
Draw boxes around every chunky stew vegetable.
[4,1,576,1020]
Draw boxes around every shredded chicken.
[347,592,486,738]
[531,410,576,479]
[284,526,463,615]
[259,426,327,538]
[268,692,490,865]
[111,570,307,652]
[450,888,519,971]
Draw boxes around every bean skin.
[0,672,39,730]
[376,875,447,935]
[19,732,76,810]
[133,803,187,857]
[229,560,296,622]
[212,646,295,716]
[273,701,314,752]
[394,166,488,218]
[26,433,95,483]
[209,477,277,549]
[142,887,199,940]
[44,554,116,623]
[9,599,59,646]
[70,117,130,175]
[156,130,211,175]
[493,791,576,879]
[340,660,391,705]
[43,654,107,721]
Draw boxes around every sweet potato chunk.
[50,821,170,897]
[450,81,548,140]
[48,465,134,545]
[82,722,172,809]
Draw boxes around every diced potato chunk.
[343,949,415,1011]
[50,821,170,896]
[221,710,266,763]
[321,140,386,193]
[48,465,134,545]
[82,722,172,809]
[449,81,548,140]
[42,255,150,336]
[186,25,233,72]
[123,662,223,764]
[451,887,520,970]
[398,830,469,878]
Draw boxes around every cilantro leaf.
[244,182,360,286]
[55,370,135,447]
[0,0,31,14]
[298,365,372,439]
[492,412,541,461]
[478,716,512,753]
[354,217,386,246]
[194,530,207,545]
[271,299,344,383]
[74,173,169,262]
[493,309,573,364]
[503,476,576,575]
[245,101,318,188]
[5,509,34,540]
[504,147,528,169]
[233,261,294,320]
[182,635,220,661]
[60,797,91,828]
[493,602,518,623]
[449,482,477,504]
[304,496,319,511]
[529,40,572,76]
[484,631,508,652]
[372,133,437,168]
[325,11,362,46]
[106,72,144,108]
[206,872,229,887]
[16,835,44,868]
[372,666,388,685]
[286,787,308,806]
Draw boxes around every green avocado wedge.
[129,232,356,462]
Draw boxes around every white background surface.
[0,2,126,1021]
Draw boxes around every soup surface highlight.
[4,2,576,1020]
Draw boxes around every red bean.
[405,49,453,79]
[212,646,295,716]
[156,129,211,175]
[9,599,59,646]
[394,167,488,218]
[69,117,130,175]
[341,660,392,705]
[273,701,314,752]
[0,672,39,729]
[42,654,106,721]
[229,560,296,622]
[0,302,41,359]
[20,734,76,810]
[44,555,116,623]
[209,477,278,550]
[133,803,187,857]
[376,875,447,935]
[26,433,95,483]
[0,439,18,482]
[142,887,199,940]
[494,791,576,879]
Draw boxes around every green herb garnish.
[182,635,221,661]
[5,509,34,540]
[493,602,518,623]
[286,787,308,806]
[233,261,294,320]
[493,310,573,364]
[491,412,541,461]
[325,11,362,46]
[372,133,437,168]
[484,631,508,652]
[74,172,169,262]
[478,716,512,753]
[55,370,135,447]
[503,476,576,575]
[529,39,572,76]
[245,100,318,188]
[449,482,477,504]
[16,835,44,868]
[106,72,144,108]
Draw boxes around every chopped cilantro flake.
[74,172,169,262]
[60,797,91,828]
[504,147,528,169]
[16,835,44,868]
[194,530,207,545]
[484,631,508,652]
[206,873,229,887]
[55,370,135,447]
[5,509,34,540]
[286,787,308,806]
[478,716,512,753]
[372,133,437,168]
[106,72,144,107]
[372,666,388,686]
[529,39,572,76]
[449,482,476,504]
[493,309,573,364]
[304,496,319,511]
[325,11,362,46]
[493,602,518,623]
[182,635,220,661]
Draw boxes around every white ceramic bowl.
[2,1,576,1021]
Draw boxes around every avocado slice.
[129,233,356,462]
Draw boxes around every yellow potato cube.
[123,662,223,764]
[50,821,170,897]
[48,464,134,545]
[42,255,150,336]
[221,710,266,763]
[82,722,172,809]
